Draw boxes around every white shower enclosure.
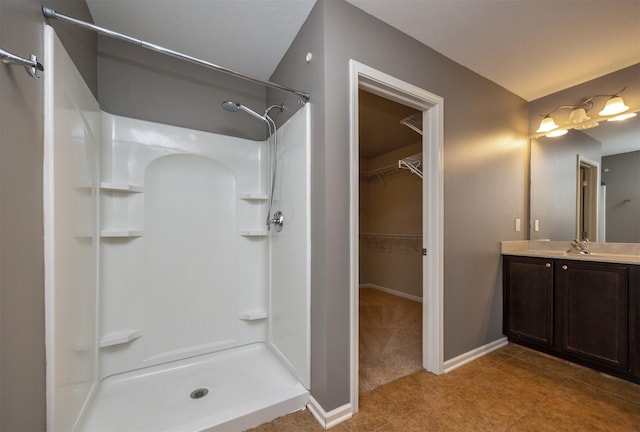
[43,26,310,432]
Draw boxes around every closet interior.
[358,89,424,393]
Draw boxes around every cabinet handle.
[562,265,568,270]
[545,263,551,268]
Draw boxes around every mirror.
[530,113,640,242]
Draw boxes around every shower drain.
[190,388,209,399]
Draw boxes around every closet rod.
[42,7,311,103]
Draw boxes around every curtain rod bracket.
[1,48,44,78]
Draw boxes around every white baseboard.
[307,396,352,430]
[443,337,508,373]
[359,283,423,303]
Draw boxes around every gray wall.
[360,143,423,299]
[529,64,640,136]
[268,0,331,408]
[267,1,332,408]
[270,0,528,410]
[97,37,268,140]
[530,131,601,241]
[0,1,95,429]
[0,2,45,429]
[45,0,97,96]
[602,150,640,242]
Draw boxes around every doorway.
[576,155,600,241]
[358,89,424,393]
[349,60,444,413]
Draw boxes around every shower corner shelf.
[238,309,268,321]
[240,193,268,201]
[240,230,268,237]
[100,329,142,348]
[101,230,144,238]
[100,182,144,193]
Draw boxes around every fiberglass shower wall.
[44,26,101,432]
[45,26,310,431]
[98,113,271,376]
[100,108,310,383]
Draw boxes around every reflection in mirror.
[577,155,600,241]
[530,113,640,243]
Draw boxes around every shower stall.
[44,25,310,432]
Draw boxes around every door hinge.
[422,248,428,256]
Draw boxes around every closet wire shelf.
[398,153,423,179]
[360,153,423,183]
[360,232,423,254]
[400,113,423,136]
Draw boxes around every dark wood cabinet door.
[504,256,554,347]
[558,260,629,370]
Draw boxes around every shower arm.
[41,7,310,104]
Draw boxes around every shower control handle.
[271,211,284,232]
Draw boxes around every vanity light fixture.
[598,95,629,116]
[607,112,637,122]
[535,87,632,137]
[546,128,568,137]
[536,115,559,133]
[569,107,590,124]
[576,121,600,130]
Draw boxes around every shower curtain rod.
[42,7,310,103]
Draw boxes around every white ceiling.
[346,0,640,101]
[86,0,640,102]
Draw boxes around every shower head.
[221,100,266,122]
[221,100,241,113]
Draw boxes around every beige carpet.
[359,287,422,393]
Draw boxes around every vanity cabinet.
[557,260,629,371]
[503,256,554,348]
[503,255,639,383]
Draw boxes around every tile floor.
[248,343,640,431]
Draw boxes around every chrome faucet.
[567,238,590,255]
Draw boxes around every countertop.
[501,240,640,265]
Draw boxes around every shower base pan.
[78,343,309,432]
